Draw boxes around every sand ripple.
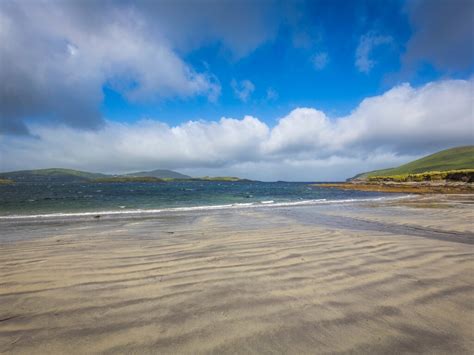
[0,200,473,354]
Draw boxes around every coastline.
[0,194,408,221]
[0,180,395,220]
[319,181,474,194]
[0,194,473,353]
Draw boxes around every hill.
[125,169,191,179]
[93,176,165,183]
[0,168,250,183]
[0,168,107,183]
[351,146,474,180]
[193,176,252,182]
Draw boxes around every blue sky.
[102,0,414,126]
[0,0,473,180]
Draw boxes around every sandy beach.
[0,195,473,354]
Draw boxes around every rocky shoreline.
[319,181,474,194]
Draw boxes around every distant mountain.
[350,146,474,181]
[0,168,191,183]
[196,176,253,182]
[125,169,191,179]
[0,168,107,183]
[94,176,166,183]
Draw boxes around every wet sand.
[0,195,473,354]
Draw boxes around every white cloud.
[265,79,473,158]
[231,79,256,102]
[0,0,283,134]
[312,52,329,70]
[355,32,393,73]
[1,116,269,173]
[1,79,472,180]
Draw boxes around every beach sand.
[0,195,473,354]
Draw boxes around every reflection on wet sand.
[0,195,473,354]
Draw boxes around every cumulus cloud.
[0,116,269,173]
[0,0,280,135]
[231,80,255,102]
[1,79,472,180]
[403,0,474,72]
[266,79,473,158]
[355,32,393,73]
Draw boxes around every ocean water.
[0,181,400,219]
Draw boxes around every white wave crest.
[0,195,412,220]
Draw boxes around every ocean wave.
[0,195,411,220]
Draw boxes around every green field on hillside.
[367,169,474,183]
[353,146,474,180]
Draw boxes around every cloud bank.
[0,0,278,134]
[1,79,472,181]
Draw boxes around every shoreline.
[319,181,474,194]
[0,194,410,221]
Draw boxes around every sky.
[0,0,473,181]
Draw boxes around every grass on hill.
[93,176,165,183]
[0,168,108,183]
[196,176,248,182]
[0,168,251,183]
[162,176,250,182]
[367,169,474,183]
[355,146,474,179]
[21,168,104,178]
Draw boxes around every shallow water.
[0,181,398,218]
[5,196,472,246]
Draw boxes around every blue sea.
[0,181,401,219]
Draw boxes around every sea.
[0,181,404,220]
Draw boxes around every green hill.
[0,168,190,183]
[125,169,191,179]
[0,168,249,183]
[93,176,165,183]
[352,146,474,180]
[194,176,251,182]
[0,168,107,183]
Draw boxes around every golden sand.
[0,197,473,354]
